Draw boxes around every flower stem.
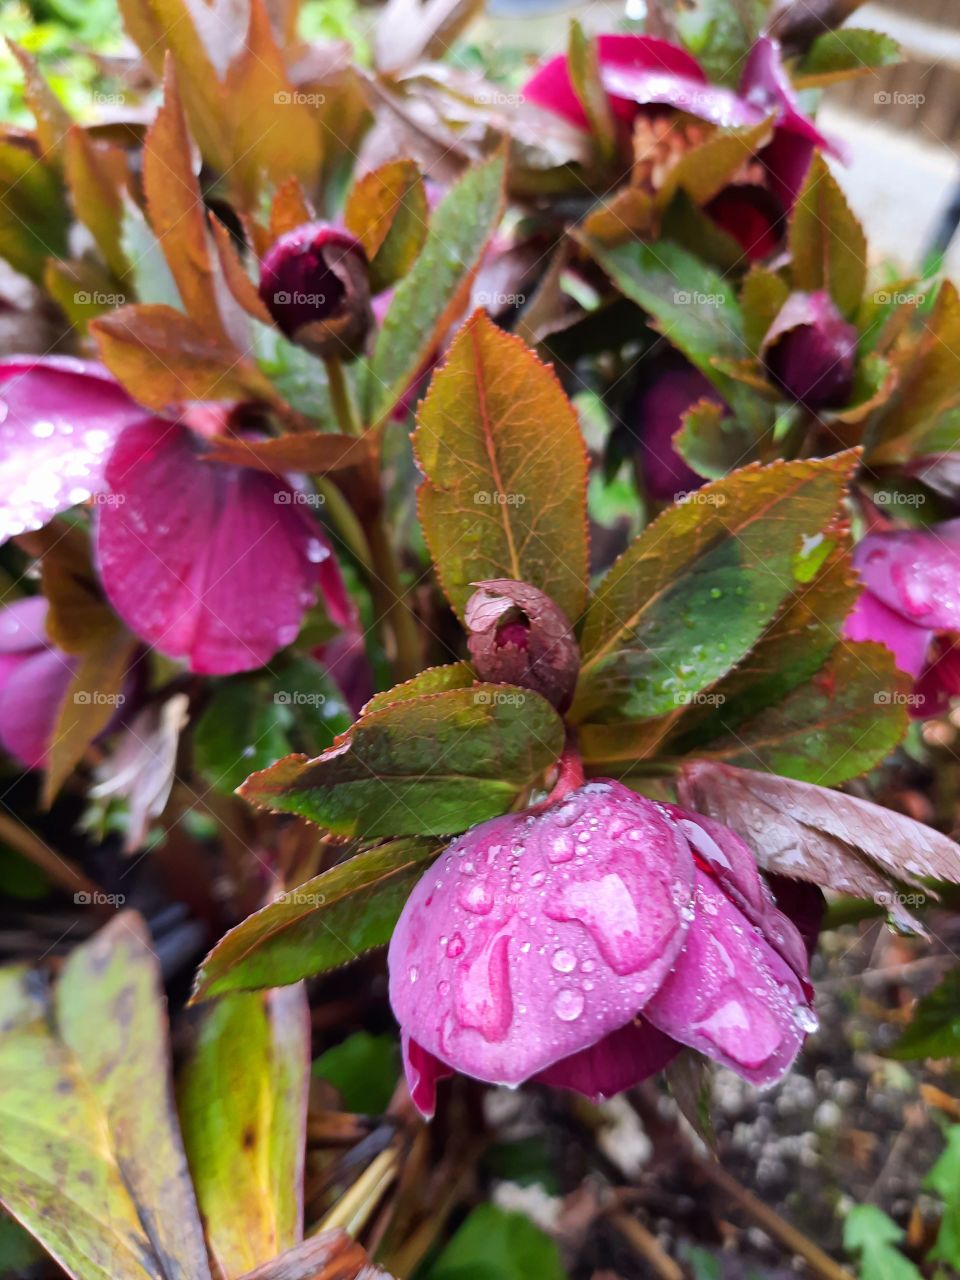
[323,356,361,437]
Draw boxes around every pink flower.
[630,359,727,502]
[523,34,836,260]
[0,597,77,769]
[389,779,815,1116]
[843,520,960,715]
[0,357,352,675]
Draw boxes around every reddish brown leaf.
[344,158,427,292]
[8,43,72,162]
[209,213,273,324]
[269,177,315,242]
[678,760,960,906]
[64,127,131,278]
[144,57,225,337]
[238,1228,393,1279]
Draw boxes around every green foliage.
[313,1031,400,1113]
[844,1205,923,1280]
[419,1205,565,1280]
[891,969,960,1060]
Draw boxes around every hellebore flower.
[0,357,352,675]
[629,359,727,503]
[523,34,835,259]
[258,223,372,359]
[761,291,857,410]
[389,779,815,1116]
[465,580,580,713]
[0,597,77,769]
[844,520,960,715]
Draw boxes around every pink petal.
[662,803,810,986]
[644,867,814,1086]
[534,1017,678,1100]
[388,782,694,1089]
[913,638,960,718]
[0,596,53,653]
[523,34,708,130]
[851,523,960,633]
[843,587,933,677]
[0,357,149,543]
[600,65,758,130]
[95,420,351,675]
[0,645,76,769]
[401,1034,453,1119]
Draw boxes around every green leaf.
[694,640,910,784]
[674,397,741,481]
[344,158,429,293]
[120,197,182,309]
[0,916,211,1280]
[422,1204,565,1280]
[789,153,867,319]
[238,684,565,837]
[843,1205,922,1280]
[890,969,960,1061]
[740,265,789,355]
[362,663,474,716]
[567,20,616,163]
[192,838,442,997]
[364,152,505,426]
[414,311,590,623]
[795,29,901,89]
[195,664,351,795]
[572,453,858,723]
[675,0,769,87]
[313,1031,399,1113]
[0,141,68,282]
[178,987,310,1279]
[926,1125,960,1265]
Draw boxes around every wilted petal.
[843,587,932,677]
[913,637,960,718]
[388,783,694,1091]
[96,420,351,675]
[0,357,148,543]
[850,522,960,633]
[534,1017,678,1100]
[644,867,814,1085]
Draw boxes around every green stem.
[315,478,373,576]
[324,357,361,437]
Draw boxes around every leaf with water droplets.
[192,839,443,997]
[238,683,565,837]
[678,760,960,903]
[573,453,859,724]
[415,312,590,623]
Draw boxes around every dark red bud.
[465,579,580,712]
[761,289,857,411]
[258,222,371,359]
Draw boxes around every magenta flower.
[0,597,77,769]
[523,34,835,260]
[761,291,857,410]
[844,520,960,715]
[258,223,371,358]
[0,357,352,675]
[389,779,815,1117]
[630,359,727,502]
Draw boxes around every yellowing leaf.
[789,152,866,319]
[344,159,428,292]
[414,311,589,623]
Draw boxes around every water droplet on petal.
[554,988,584,1021]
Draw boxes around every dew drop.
[554,988,584,1021]
[551,949,577,974]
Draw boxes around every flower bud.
[464,579,580,712]
[761,290,857,410]
[258,222,372,359]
